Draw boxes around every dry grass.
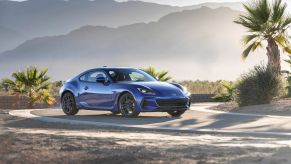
[0,92,12,96]
[179,80,227,94]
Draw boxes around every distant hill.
[0,26,26,52]
[0,0,242,52]
[182,2,243,11]
[0,7,265,81]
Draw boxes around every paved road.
[9,103,291,136]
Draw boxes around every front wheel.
[118,93,140,117]
[61,92,79,115]
[167,110,186,117]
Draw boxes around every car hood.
[130,81,185,97]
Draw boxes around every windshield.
[105,69,156,82]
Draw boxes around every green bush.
[212,81,237,102]
[236,65,282,107]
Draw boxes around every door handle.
[84,86,89,90]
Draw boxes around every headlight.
[137,88,155,95]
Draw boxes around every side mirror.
[96,77,106,83]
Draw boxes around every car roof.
[93,67,138,71]
[80,67,139,74]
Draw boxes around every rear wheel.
[118,93,140,117]
[167,110,186,117]
[61,92,79,115]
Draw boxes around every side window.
[79,74,87,81]
[129,72,146,81]
[80,71,106,82]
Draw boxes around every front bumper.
[140,96,191,112]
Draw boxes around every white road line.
[8,109,291,137]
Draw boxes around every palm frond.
[274,34,291,54]
[284,46,291,54]
[142,67,157,78]
[142,67,172,81]
[252,41,263,51]
[157,71,172,81]
[242,34,260,45]
[258,0,271,23]
[272,0,287,23]
[275,34,289,46]
[281,17,291,29]
[242,41,258,59]
[234,17,261,32]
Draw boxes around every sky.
[10,0,291,10]
[116,0,291,9]
[117,0,245,6]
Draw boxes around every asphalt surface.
[5,103,291,163]
[10,103,291,136]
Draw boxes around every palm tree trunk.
[28,88,34,109]
[266,39,281,74]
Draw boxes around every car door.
[78,70,115,109]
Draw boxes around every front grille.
[156,99,188,107]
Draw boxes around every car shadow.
[196,113,264,129]
[51,114,181,125]
[30,109,184,125]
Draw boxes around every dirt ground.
[2,109,291,164]
[210,99,291,116]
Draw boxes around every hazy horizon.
[1,0,290,81]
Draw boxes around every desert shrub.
[50,81,64,96]
[3,66,56,108]
[236,65,282,107]
[212,81,237,102]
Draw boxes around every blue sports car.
[60,67,191,117]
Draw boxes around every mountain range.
[0,0,242,53]
[0,6,267,81]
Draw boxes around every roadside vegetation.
[228,0,291,106]
[179,80,228,94]
[236,65,282,106]
[212,81,236,102]
[142,66,172,81]
[282,56,291,97]
[234,0,291,74]
[0,66,56,108]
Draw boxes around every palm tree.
[234,0,291,73]
[0,79,12,92]
[3,66,55,108]
[142,67,172,81]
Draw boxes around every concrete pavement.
[9,103,291,136]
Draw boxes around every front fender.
[59,81,79,98]
[111,84,144,112]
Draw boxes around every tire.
[167,110,186,117]
[61,92,79,115]
[118,93,140,117]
